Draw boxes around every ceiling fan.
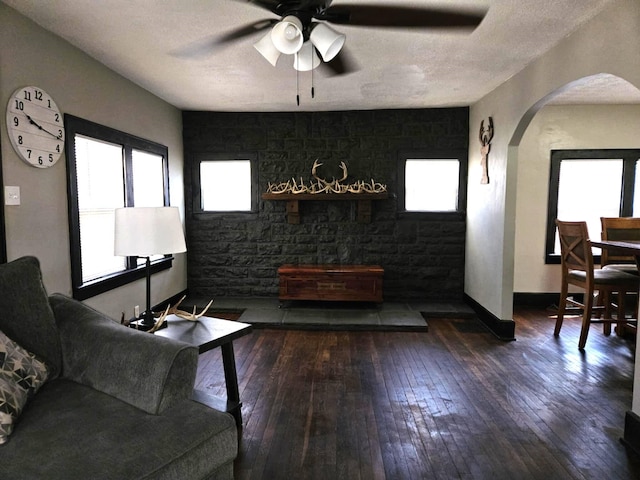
[217,0,488,76]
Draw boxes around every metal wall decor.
[479,117,494,184]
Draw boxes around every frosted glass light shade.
[114,207,186,257]
[254,31,281,66]
[294,41,321,71]
[271,15,303,54]
[310,23,345,61]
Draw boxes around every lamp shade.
[254,31,281,66]
[294,41,321,71]
[114,207,186,257]
[271,15,303,54]
[309,23,345,62]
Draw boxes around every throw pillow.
[0,329,49,444]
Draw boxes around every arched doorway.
[509,73,640,305]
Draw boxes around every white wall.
[0,4,187,320]
[514,104,640,294]
[466,0,640,319]
[466,0,640,411]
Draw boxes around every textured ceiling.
[5,0,639,112]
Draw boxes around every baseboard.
[622,411,640,457]
[513,292,584,307]
[464,293,516,341]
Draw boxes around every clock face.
[5,86,65,168]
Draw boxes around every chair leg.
[616,291,627,336]
[594,292,603,319]
[578,291,593,350]
[602,290,612,336]
[554,284,568,336]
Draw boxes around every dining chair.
[554,220,640,349]
[600,216,640,275]
[599,217,640,335]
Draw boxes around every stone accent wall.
[183,108,468,302]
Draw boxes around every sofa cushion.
[0,379,238,479]
[0,330,49,444]
[0,257,61,378]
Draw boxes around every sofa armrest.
[49,294,199,414]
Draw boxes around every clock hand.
[25,114,63,140]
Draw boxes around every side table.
[153,314,252,427]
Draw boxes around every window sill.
[73,256,174,301]
[192,211,258,219]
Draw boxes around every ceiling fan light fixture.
[309,23,346,62]
[271,15,304,54]
[253,31,281,66]
[293,41,321,71]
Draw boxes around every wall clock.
[5,86,65,168]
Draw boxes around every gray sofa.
[0,256,237,479]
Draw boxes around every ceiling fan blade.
[236,0,333,17]
[319,4,486,29]
[234,0,282,15]
[171,19,274,58]
[215,19,276,44]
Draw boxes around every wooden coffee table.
[154,314,252,427]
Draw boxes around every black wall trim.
[513,292,560,307]
[464,293,516,341]
[75,257,174,301]
[513,292,584,308]
[622,411,640,458]
[545,149,640,264]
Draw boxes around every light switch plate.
[4,186,20,206]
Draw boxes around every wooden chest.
[278,264,384,303]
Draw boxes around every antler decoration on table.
[148,305,170,333]
[479,117,494,185]
[266,160,387,195]
[153,295,214,322]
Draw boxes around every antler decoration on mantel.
[153,295,214,322]
[479,117,494,185]
[266,160,387,195]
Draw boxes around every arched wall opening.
[507,73,640,305]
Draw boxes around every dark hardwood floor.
[195,307,640,479]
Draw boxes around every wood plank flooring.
[195,307,640,479]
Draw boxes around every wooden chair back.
[554,219,640,349]
[556,220,593,275]
[600,217,640,266]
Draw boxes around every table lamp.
[114,206,187,330]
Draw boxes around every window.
[65,115,171,300]
[397,151,467,214]
[192,153,258,214]
[545,149,640,263]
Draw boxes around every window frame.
[397,149,467,219]
[545,148,640,264]
[192,152,258,216]
[65,114,172,300]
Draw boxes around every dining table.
[591,239,640,269]
[591,239,640,333]
[589,240,640,340]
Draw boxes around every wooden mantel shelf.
[262,192,389,224]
